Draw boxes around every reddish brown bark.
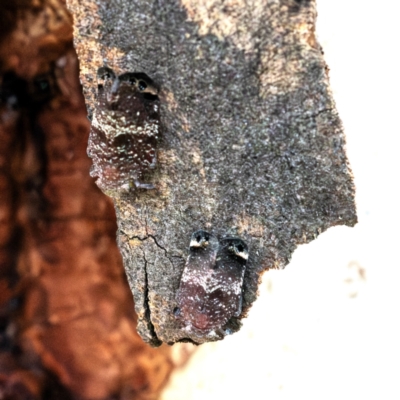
[0,1,176,399]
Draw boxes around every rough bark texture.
[67,0,357,346]
[0,1,178,399]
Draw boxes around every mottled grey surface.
[68,0,357,346]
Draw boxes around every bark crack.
[141,247,161,346]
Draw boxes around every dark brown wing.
[176,231,220,331]
[176,280,211,330]
[196,238,248,330]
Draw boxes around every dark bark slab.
[67,0,357,345]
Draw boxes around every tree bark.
[67,0,357,346]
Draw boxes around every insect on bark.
[88,67,161,194]
[175,230,249,336]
